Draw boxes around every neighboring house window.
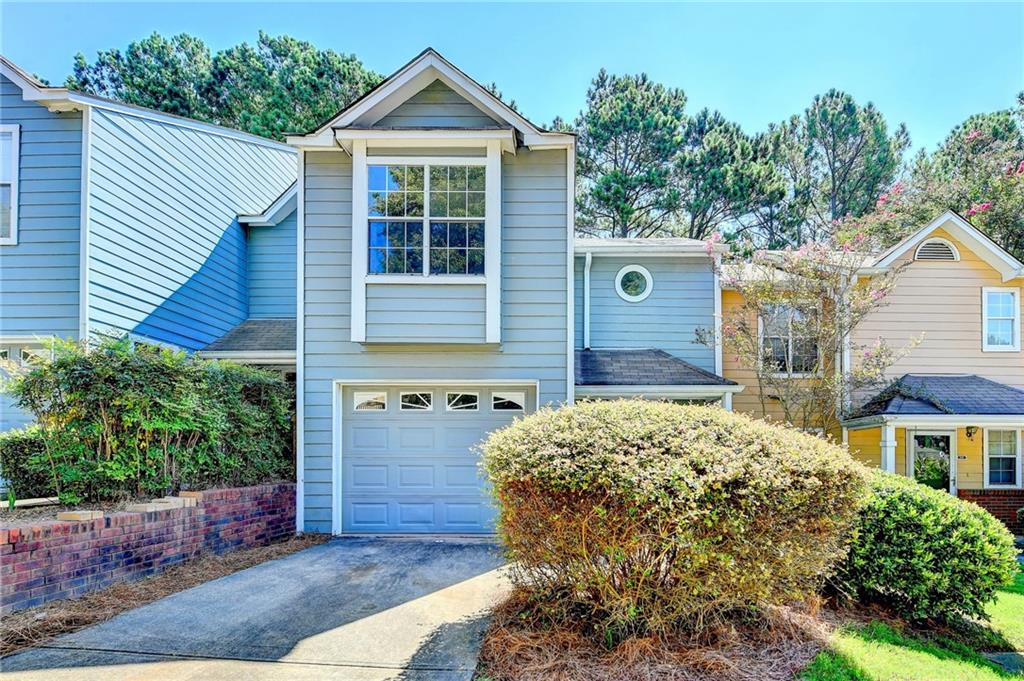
[614,265,653,303]
[0,124,19,245]
[367,164,485,276]
[354,391,387,411]
[400,391,433,411]
[761,304,818,374]
[446,392,479,411]
[982,287,1020,352]
[492,391,526,411]
[985,429,1021,488]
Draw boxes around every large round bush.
[839,470,1018,621]
[480,400,868,640]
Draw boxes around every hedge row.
[1,337,293,504]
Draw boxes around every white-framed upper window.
[367,163,485,277]
[614,265,653,303]
[982,287,1020,352]
[914,238,960,262]
[984,428,1021,488]
[492,391,526,412]
[760,304,819,375]
[353,391,388,411]
[0,124,19,246]
[445,391,479,411]
[400,391,433,411]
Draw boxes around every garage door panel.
[341,385,533,534]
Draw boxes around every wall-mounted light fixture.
[966,426,978,439]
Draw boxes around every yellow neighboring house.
[725,210,1024,533]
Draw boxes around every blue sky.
[2,2,1021,152]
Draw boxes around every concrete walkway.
[1,537,509,680]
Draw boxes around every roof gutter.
[575,384,745,399]
[198,350,297,364]
[843,413,1024,429]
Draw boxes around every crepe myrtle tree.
[698,233,918,433]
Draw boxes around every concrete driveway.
[1,537,509,680]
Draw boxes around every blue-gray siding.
[0,76,82,340]
[248,209,297,319]
[301,148,569,532]
[374,80,503,129]
[86,108,296,350]
[365,283,486,343]
[0,76,82,431]
[574,256,716,373]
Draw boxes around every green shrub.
[838,470,1018,622]
[5,337,294,503]
[480,400,868,641]
[0,426,52,500]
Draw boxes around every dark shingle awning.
[850,374,1024,419]
[575,349,736,387]
[202,319,296,355]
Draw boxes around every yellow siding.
[722,290,789,422]
[895,428,907,475]
[853,226,1024,389]
[957,427,984,491]
[847,427,882,467]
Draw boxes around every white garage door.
[341,385,535,534]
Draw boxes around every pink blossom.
[703,231,723,256]
[965,129,982,142]
[967,201,992,217]
[1016,160,1024,175]
[891,181,905,195]
[877,193,888,205]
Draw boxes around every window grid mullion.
[422,164,430,276]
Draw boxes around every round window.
[615,265,653,302]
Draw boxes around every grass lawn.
[801,568,1024,680]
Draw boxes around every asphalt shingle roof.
[851,374,1024,418]
[575,349,736,387]
[203,319,295,353]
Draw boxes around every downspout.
[583,251,592,349]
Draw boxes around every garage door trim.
[330,378,541,535]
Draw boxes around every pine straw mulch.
[0,534,328,658]
[479,593,849,681]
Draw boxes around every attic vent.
[915,239,960,262]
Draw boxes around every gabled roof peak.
[286,47,574,151]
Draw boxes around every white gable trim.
[870,210,1024,282]
[238,183,298,227]
[287,49,574,150]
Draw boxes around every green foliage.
[480,400,868,641]
[0,426,52,500]
[838,471,1019,622]
[66,31,381,141]
[575,70,687,238]
[5,338,293,502]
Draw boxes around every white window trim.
[914,237,960,262]
[399,391,433,412]
[445,391,479,412]
[614,264,653,303]
[353,390,388,412]
[757,308,820,379]
[983,428,1022,489]
[981,286,1021,352]
[491,390,526,412]
[0,123,20,246]
[350,143,502,343]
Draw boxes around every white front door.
[908,430,957,495]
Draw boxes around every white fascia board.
[198,351,297,364]
[843,414,1024,428]
[334,128,516,155]
[575,384,746,399]
[239,184,298,226]
[872,210,1024,279]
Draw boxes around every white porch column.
[881,423,897,472]
[722,392,733,411]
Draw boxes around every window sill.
[981,346,1021,353]
[364,274,486,285]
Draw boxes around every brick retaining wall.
[958,489,1024,535]
[0,483,295,615]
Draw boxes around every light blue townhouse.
[0,56,298,429]
[286,49,739,535]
